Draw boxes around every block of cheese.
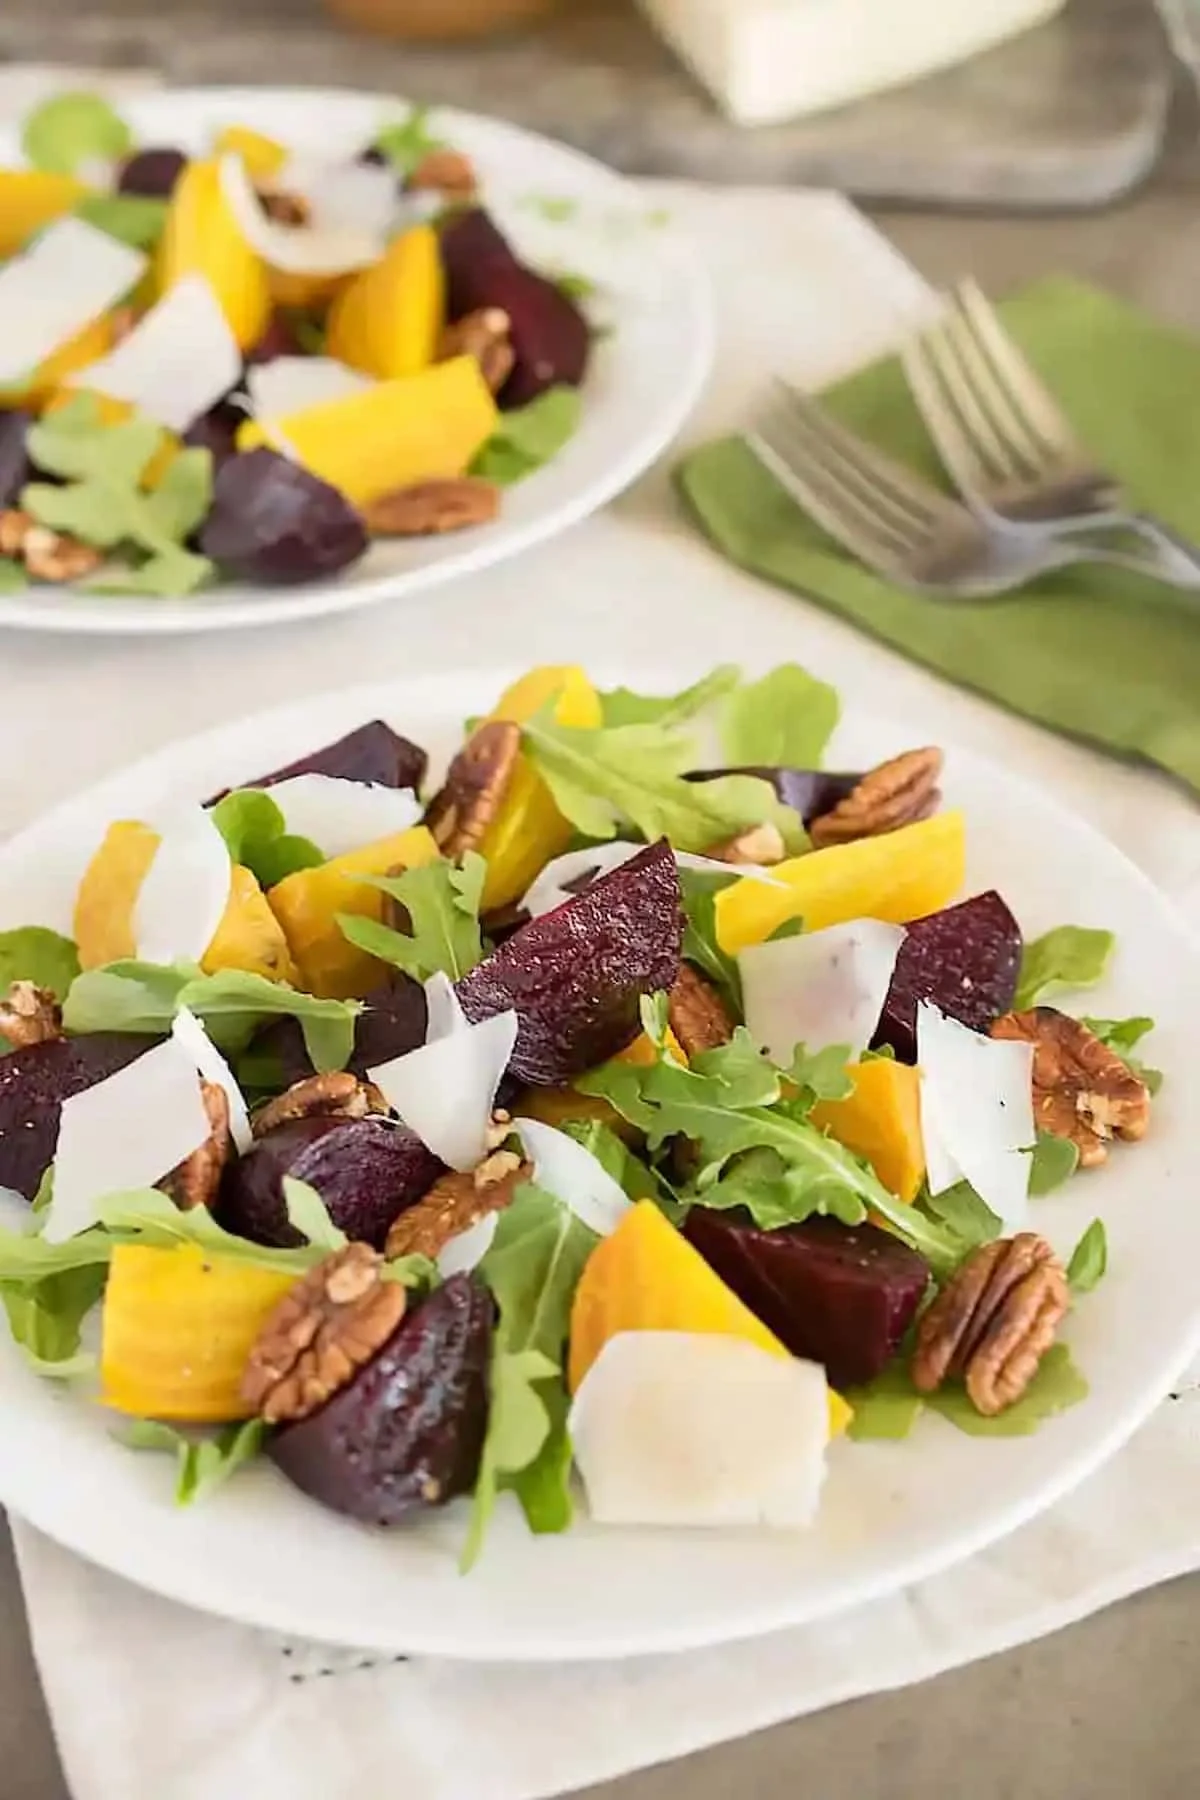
[636,0,1069,127]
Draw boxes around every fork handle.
[1038,508,1200,585]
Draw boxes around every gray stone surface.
[4,0,1172,207]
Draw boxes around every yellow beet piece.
[201,865,300,985]
[568,1201,852,1435]
[326,224,445,381]
[811,1059,925,1204]
[267,268,348,312]
[235,354,497,506]
[101,1243,295,1423]
[7,311,116,413]
[0,169,87,258]
[155,156,270,350]
[74,821,161,969]
[268,825,440,999]
[477,665,603,910]
[212,124,288,181]
[716,811,967,955]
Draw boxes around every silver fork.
[745,384,1200,599]
[900,279,1200,580]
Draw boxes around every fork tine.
[953,279,1080,458]
[921,307,1041,486]
[748,414,916,574]
[938,291,1060,479]
[900,327,999,497]
[775,383,962,531]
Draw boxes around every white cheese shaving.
[738,919,906,1063]
[170,1006,252,1154]
[512,1117,630,1237]
[246,355,373,423]
[273,155,410,240]
[569,1331,830,1530]
[917,1001,1036,1231]
[0,216,146,386]
[43,1038,212,1244]
[132,806,232,969]
[68,275,241,433]
[520,843,783,921]
[261,773,420,858]
[218,153,384,277]
[436,1211,499,1279]
[368,973,517,1172]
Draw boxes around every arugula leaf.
[371,106,444,175]
[521,710,805,855]
[471,388,583,486]
[845,1362,925,1442]
[785,1043,855,1106]
[554,270,597,304]
[1066,1219,1107,1295]
[74,192,169,250]
[339,853,485,983]
[0,1264,105,1376]
[282,1178,348,1253]
[0,927,81,1001]
[22,91,132,174]
[698,1146,869,1231]
[1082,1016,1163,1095]
[918,1180,1002,1251]
[84,548,215,598]
[94,1189,332,1277]
[561,1119,682,1217]
[0,558,28,593]
[926,1344,1089,1436]
[598,665,740,730]
[124,1418,268,1506]
[462,1182,597,1568]
[1027,1131,1080,1195]
[142,447,214,542]
[720,664,840,768]
[678,867,743,1014]
[209,789,324,889]
[63,962,360,1073]
[1015,926,1115,1010]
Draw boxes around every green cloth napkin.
[678,276,1200,793]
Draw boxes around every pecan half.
[242,1242,406,1424]
[809,748,943,848]
[0,982,62,1048]
[0,510,103,582]
[385,1149,530,1262]
[257,187,310,227]
[252,1072,388,1140]
[703,822,787,867]
[438,307,514,394]
[160,1081,232,1212]
[407,147,477,200]
[363,477,500,538]
[912,1233,1069,1416]
[423,719,521,858]
[668,963,735,1057]
[990,1007,1150,1169]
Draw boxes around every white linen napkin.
[2,66,1200,1800]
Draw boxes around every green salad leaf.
[124,1418,268,1506]
[678,867,743,1014]
[1015,925,1115,1010]
[845,1362,925,1442]
[462,1181,598,1569]
[282,1178,348,1253]
[210,789,324,889]
[1027,1131,1080,1195]
[0,559,28,594]
[720,663,840,769]
[22,91,132,174]
[0,1265,105,1377]
[919,1180,1002,1252]
[521,709,806,855]
[340,853,486,983]
[85,549,214,599]
[472,388,583,486]
[371,105,444,176]
[561,1119,682,1217]
[785,1043,856,1105]
[1066,1219,1108,1295]
[846,1344,1089,1442]
[1082,1015,1163,1095]
[74,192,169,250]
[0,927,81,1002]
[62,962,361,1074]
[598,665,740,731]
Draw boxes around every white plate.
[0,88,713,636]
[0,668,1196,1661]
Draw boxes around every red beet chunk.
[685,1209,929,1388]
[209,721,428,805]
[117,147,187,198]
[199,449,368,585]
[217,1115,442,1250]
[269,1274,493,1526]
[686,767,860,826]
[0,1034,160,1200]
[874,890,1023,1062]
[0,411,34,507]
[440,207,590,407]
[456,839,682,1085]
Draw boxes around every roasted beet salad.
[0,94,595,600]
[0,663,1156,1563]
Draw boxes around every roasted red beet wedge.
[685,767,860,827]
[874,889,1023,1062]
[245,974,430,1092]
[269,1273,493,1526]
[0,1034,161,1200]
[457,839,683,1085]
[199,449,368,584]
[684,1209,930,1389]
[209,720,428,803]
[217,1115,443,1250]
[440,207,591,407]
[116,147,187,198]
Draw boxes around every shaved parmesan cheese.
[569,1332,830,1530]
[44,1038,211,1244]
[132,807,232,968]
[0,217,145,386]
[739,919,905,1063]
[263,773,421,857]
[69,275,241,433]
[369,977,518,1172]
[273,155,409,240]
[917,1001,1035,1230]
[219,153,383,278]
[246,356,373,423]
[512,1117,630,1237]
[521,843,784,921]
[436,1210,499,1278]
[171,1006,251,1154]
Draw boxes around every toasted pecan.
[809,748,943,848]
[990,1007,1150,1169]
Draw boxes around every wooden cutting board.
[9,0,1172,207]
